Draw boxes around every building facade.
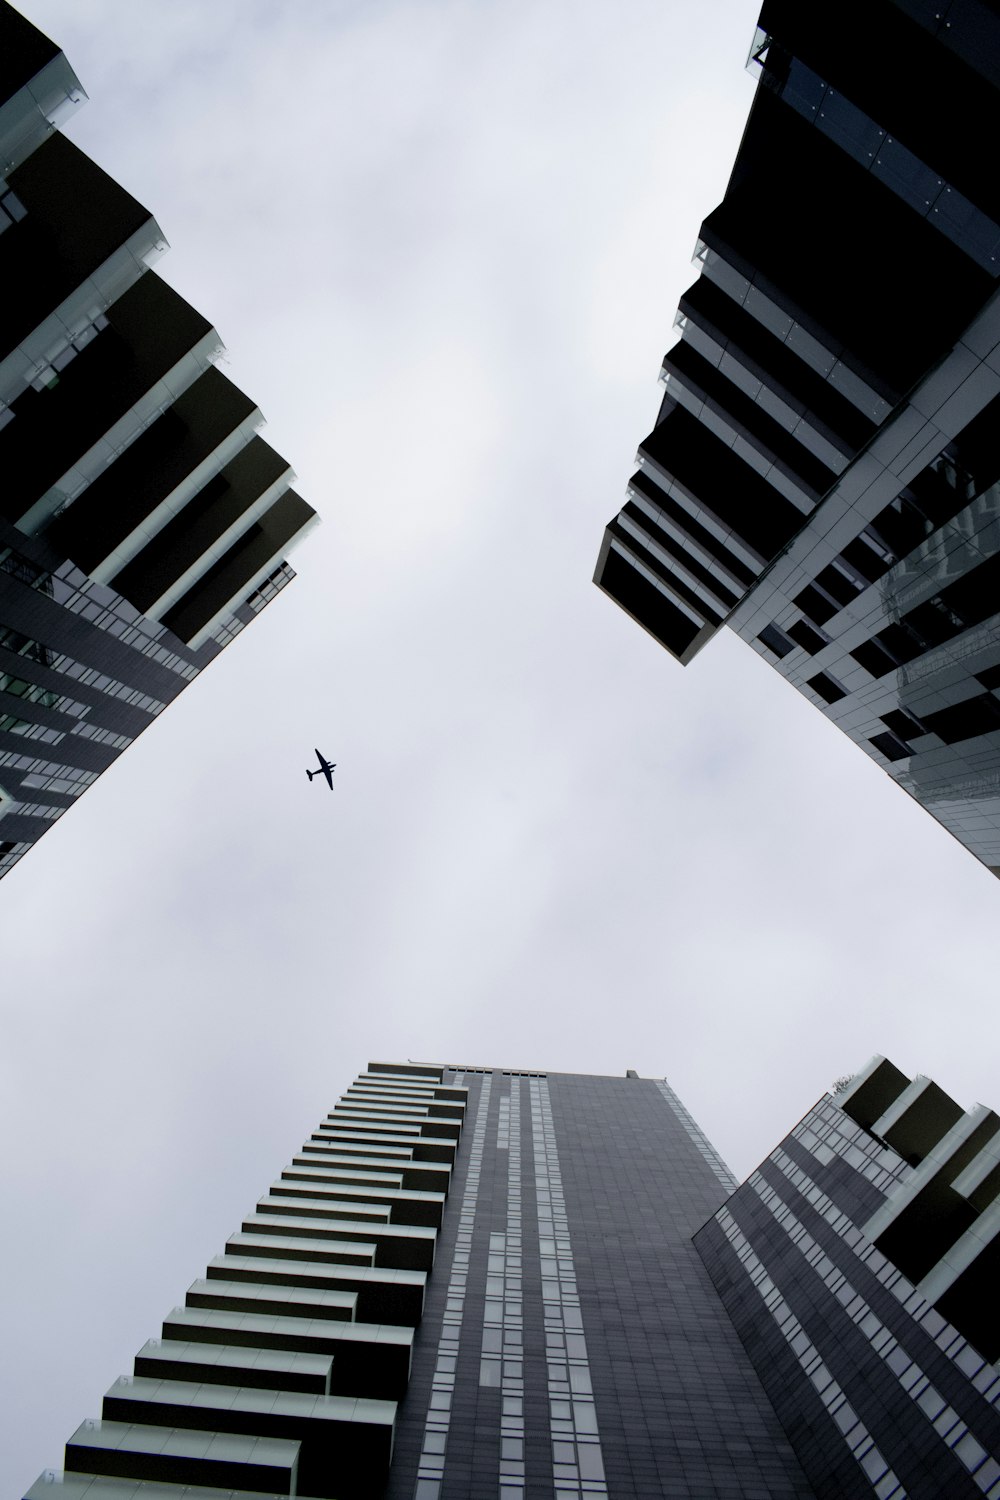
[697,1056,1000,1500]
[595,0,1000,876]
[0,2,316,879]
[23,1058,1000,1499]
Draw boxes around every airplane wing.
[312,750,336,790]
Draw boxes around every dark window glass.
[922,694,1000,745]
[906,597,965,648]
[840,535,891,585]
[875,623,924,667]
[858,420,995,577]
[860,525,898,567]
[788,620,828,654]
[777,56,826,117]
[794,583,838,626]
[807,671,847,704]
[815,562,864,607]
[947,394,1000,496]
[869,731,910,762]
[881,709,926,740]
[938,549,1000,629]
[851,551,1000,682]
[851,639,899,678]
[758,623,794,658]
[976,663,1000,691]
[869,494,933,561]
[907,452,975,528]
[0,549,47,588]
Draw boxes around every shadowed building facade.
[696,1056,1000,1500]
[23,1059,1000,1498]
[595,0,1000,877]
[0,2,316,879]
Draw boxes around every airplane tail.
[306,769,314,781]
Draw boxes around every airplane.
[306,749,336,790]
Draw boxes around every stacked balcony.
[0,0,318,650]
[0,1,319,875]
[24,1065,467,1500]
[839,1056,1000,1361]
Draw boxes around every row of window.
[51,561,199,680]
[756,456,1000,750]
[774,1123,1000,1397]
[655,1079,737,1190]
[414,1073,492,1500]
[12,801,64,822]
[0,748,98,798]
[0,713,61,745]
[480,1084,528,1495]
[70,720,131,751]
[801,1100,910,1191]
[529,1079,607,1500]
[21,769,96,797]
[795,660,1000,755]
[0,837,28,875]
[214,563,296,649]
[0,548,197,684]
[798,1099,911,1198]
[752,1163,1000,1492]
[716,1204,905,1498]
[757,412,1000,675]
[0,668,87,719]
[0,621,165,718]
[26,313,109,395]
[0,676,128,750]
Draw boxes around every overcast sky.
[4,1,1000,1492]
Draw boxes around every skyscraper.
[697,1055,1000,1500]
[595,0,1000,877]
[23,1059,1000,1499]
[0,2,316,880]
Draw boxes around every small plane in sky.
[306,749,336,789]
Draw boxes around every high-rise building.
[0,2,316,880]
[595,0,1000,877]
[22,1059,1000,1499]
[697,1055,1000,1500]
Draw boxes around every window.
[788,619,829,655]
[0,188,26,233]
[794,582,839,626]
[976,662,1000,691]
[26,313,109,393]
[815,560,864,607]
[758,622,794,658]
[807,670,847,705]
[881,708,925,741]
[851,638,899,678]
[921,693,1000,746]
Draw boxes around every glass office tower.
[0,2,316,879]
[24,1059,1000,1499]
[595,0,1000,876]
